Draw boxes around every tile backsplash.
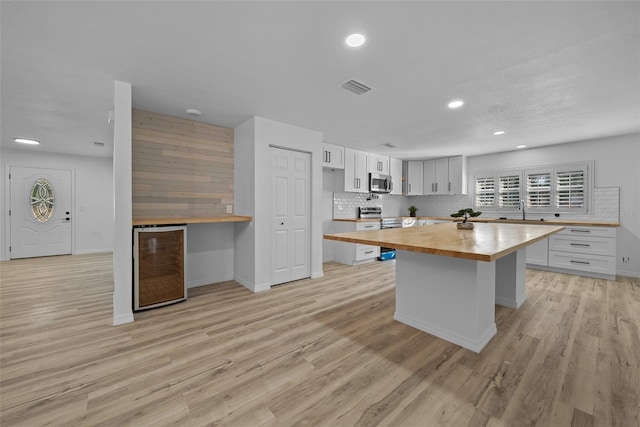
[332,187,620,222]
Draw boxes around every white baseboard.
[113,312,134,325]
[311,271,324,279]
[75,248,113,255]
[235,275,271,293]
[394,311,497,353]
[616,269,640,278]
[188,275,234,288]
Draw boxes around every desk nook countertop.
[132,215,253,226]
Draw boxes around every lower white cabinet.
[333,221,381,265]
[526,238,549,266]
[526,225,616,279]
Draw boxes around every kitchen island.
[324,222,564,352]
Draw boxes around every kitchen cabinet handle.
[328,152,331,164]
[435,182,438,192]
[364,225,374,228]
[448,182,451,192]
[409,183,412,193]
[570,260,591,265]
[570,229,590,233]
[364,250,374,254]
[570,243,591,247]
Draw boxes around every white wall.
[1,148,114,260]
[234,116,323,292]
[233,118,257,288]
[187,223,235,287]
[112,80,133,325]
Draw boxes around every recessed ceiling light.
[345,33,366,48]
[185,109,202,117]
[447,100,464,109]
[14,138,40,145]
[516,144,527,149]
[493,130,506,135]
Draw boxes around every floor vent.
[341,79,372,95]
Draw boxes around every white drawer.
[355,244,380,261]
[548,251,616,276]
[356,222,381,231]
[549,235,616,257]
[557,226,616,238]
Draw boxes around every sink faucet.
[519,200,526,220]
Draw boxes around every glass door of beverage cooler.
[133,225,187,311]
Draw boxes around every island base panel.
[394,250,497,353]
[495,249,527,309]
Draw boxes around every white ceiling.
[2,1,639,159]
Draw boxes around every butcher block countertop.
[324,222,564,262]
[334,216,618,227]
[132,215,253,226]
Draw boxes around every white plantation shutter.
[475,176,495,207]
[526,170,551,208]
[556,167,586,208]
[498,173,521,209]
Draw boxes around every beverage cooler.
[133,225,187,311]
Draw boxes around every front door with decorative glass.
[9,167,72,259]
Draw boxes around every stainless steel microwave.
[369,173,392,193]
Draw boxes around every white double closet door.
[271,147,311,286]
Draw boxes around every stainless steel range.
[358,206,382,219]
[358,207,400,261]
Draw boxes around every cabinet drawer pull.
[364,250,374,254]
[570,243,591,247]
[570,229,591,233]
[570,260,591,265]
[364,225,374,228]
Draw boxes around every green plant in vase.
[451,208,482,229]
[408,205,418,217]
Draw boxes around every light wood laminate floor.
[1,253,638,426]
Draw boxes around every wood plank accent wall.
[132,109,234,219]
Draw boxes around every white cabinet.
[389,157,403,195]
[423,156,467,195]
[423,158,448,195]
[547,226,616,279]
[322,143,344,170]
[526,238,549,266]
[405,161,424,195]
[368,154,389,175]
[333,221,381,265]
[447,155,467,195]
[526,226,617,280]
[343,148,369,193]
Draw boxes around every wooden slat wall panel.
[132,109,234,219]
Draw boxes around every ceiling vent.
[93,141,105,147]
[341,79,372,95]
[382,143,398,148]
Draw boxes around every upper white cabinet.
[423,158,448,195]
[368,154,389,175]
[322,143,344,170]
[343,148,369,193]
[389,157,403,195]
[405,161,424,195]
[423,155,467,195]
[447,155,467,195]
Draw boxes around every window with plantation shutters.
[475,176,495,207]
[526,170,551,209]
[498,173,521,209]
[474,162,590,213]
[556,167,586,208]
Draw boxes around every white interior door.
[271,147,311,286]
[9,167,72,259]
